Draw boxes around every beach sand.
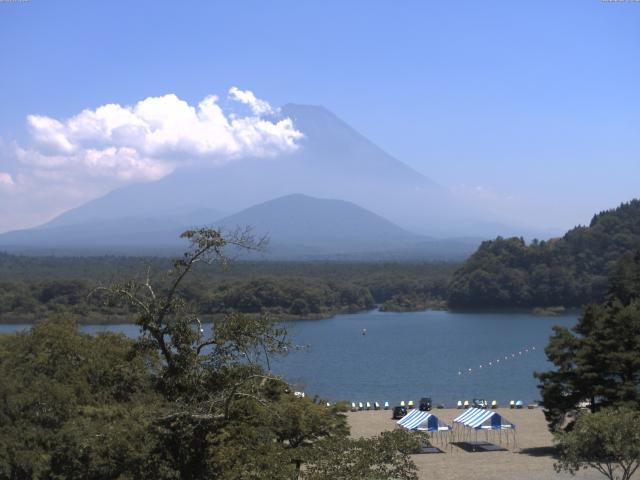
[347,407,635,480]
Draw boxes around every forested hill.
[448,199,640,309]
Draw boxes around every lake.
[0,309,577,406]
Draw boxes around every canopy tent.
[396,409,452,446]
[453,408,517,449]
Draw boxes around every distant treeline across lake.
[2,199,640,323]
[0,254,454,324]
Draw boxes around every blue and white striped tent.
[453,407,515,430]
[397,409,441,431]
[453,408,517,448]
[396,409,453,446]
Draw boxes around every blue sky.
[0,0,638,232]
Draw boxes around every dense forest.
[0,254,455,323]
[448,200,640,309]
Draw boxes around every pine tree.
[536,249,640,431]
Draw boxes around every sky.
[0,0,638,233]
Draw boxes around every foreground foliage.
[302,429,424,480]
[555,407,640,480]
[0,228,422,479]
[0,317,165,479]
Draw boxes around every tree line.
[0,255,455,323]
[4,199,640,321]
[448,200,640,309]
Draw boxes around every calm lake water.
[0,309,577,406]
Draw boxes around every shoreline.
[0,305,582,326]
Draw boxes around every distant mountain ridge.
[0,193,481,259]
[21,103,514,237]
[40,103,445,230]
[0,102,530,257]
[216,193,418,254]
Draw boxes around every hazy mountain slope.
[34,103,488,237]
[0,191,480,258]
[0,209,224,254]
[0,102,524,256]
[279,104,439,185]
[216,193,418,254]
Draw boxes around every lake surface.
[1,309,577,406]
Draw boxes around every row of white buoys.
[350,401,389,411]
[456,400,500,409]
[454,400,534,409]
[457,346,537,376]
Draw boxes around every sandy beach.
[347,407,634,480]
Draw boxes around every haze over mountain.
[0,209,224,256]
[0,103,543,257]
[0,193,481,259]
[42,103,460,232]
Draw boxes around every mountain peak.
[6,100,497,243]
[215,194,417,255]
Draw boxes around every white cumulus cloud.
[21,89,302,181]
[0,88,303,233]
[229,86,275,115]
[15,145,173,182]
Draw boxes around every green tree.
[449,200,640,309]
[102,227,420,479]
[0,228,423,479]
[301,429,424,480]
[535,250,640,431]
[0,316,164,480]
[555,407,640,480]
